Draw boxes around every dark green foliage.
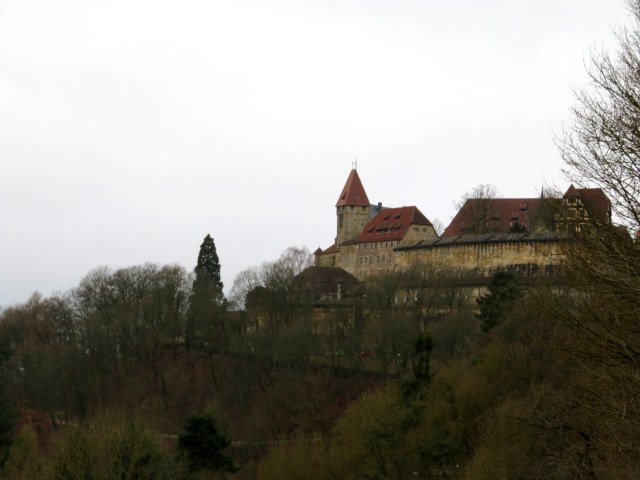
[187,235,226,351]
[193,234,224,301]
[0,384,14,465]
[412,332,434,384]
[509,222,527,233]
[476,271,521,332]
[177,414,236,474]
[402,332,434,398]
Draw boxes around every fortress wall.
[320,239,566,284]
[396,240,565,278]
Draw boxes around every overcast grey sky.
[0,0,631,307]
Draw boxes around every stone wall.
[336,205,370,246]
[317,252,337,267]
[397,238,564,279]
[318,234,566,284]
[399,224,438,245]
[351,241,398,279]
[316,241,399,280]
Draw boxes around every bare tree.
[547,3,640,474]
[229,266,261,311]
[229,247,313,312]
[431,218,445,236]
[454,183,499,234]
[559,0,640,232]
[260,246,313,291]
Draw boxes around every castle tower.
[336,169,372,245]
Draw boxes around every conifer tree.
[186,234,225,351]
[476,271,521,333]
[177,414,236,474]
[193,234,224,302]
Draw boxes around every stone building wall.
[316,242,398,279]
[352,241,398,279]
[316,251,337,267]
[399,224,439,245]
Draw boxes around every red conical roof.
[336,169,370,207]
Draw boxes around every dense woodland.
[3,2,640,478]
[1,226,638,480]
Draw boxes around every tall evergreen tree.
[186,234,226,351]
[193,234,224,302]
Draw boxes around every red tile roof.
[565,184,579,197]
[318,243,338,255]
[336,169,371,207]
[443,187,612,237]
[443,198,545,237]
[343,206,432,244]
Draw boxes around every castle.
[314,169,611,284]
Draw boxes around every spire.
[336,169,370,207]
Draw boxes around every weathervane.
[352,158,358,170]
